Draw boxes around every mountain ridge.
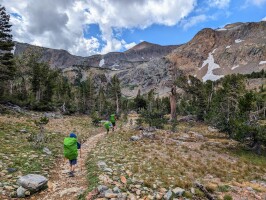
[13,21,266,97]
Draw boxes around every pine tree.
[0,5,15,97]
[109,75,121,114]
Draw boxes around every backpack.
[104,121,110,129]
[64,137,78,160]
[110,114,115,123]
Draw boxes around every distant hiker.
[110,114,116,131]
[104,121,113,134]
[63,133,81,177]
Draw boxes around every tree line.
[174,73,265,154]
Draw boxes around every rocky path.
[34,132,105,200]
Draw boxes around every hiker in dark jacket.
[64,133,81,177]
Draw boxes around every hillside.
[13,21,266,97]
[14,41,178,70]
[168,21,266,81]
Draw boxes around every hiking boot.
[69,171,74,177]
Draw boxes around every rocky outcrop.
[14,41,178,70]
[168,21,266,81]
[14,21,266,97]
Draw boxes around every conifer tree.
[0,5,15,97]
[109,75,121,114]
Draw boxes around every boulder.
[17,174,48,192]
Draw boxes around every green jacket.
[110,114,116,123]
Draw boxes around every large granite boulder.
[17,174,48,192]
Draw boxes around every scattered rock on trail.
[164,190,173,200]
[142,131,155,139]
[44,112,63,119]
[178,115,197,122]
[97,161,108,170]
[20,129,27,133]
[113,186,121,193]
[134,126,144,130]
[17,186,27,198]
[7,168,17,173]
[172,187,185,197]
[59,187,83,197]
[43,147,52,155]
[17,174,48,192]
[104,189,118,198]
[103,168,113,173]
[145,126,156,132]
[130,135,141,141]
[188,131,205,141]
[97,185,108,193]
[208,126,219,132]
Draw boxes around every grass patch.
[231,148,266,166]
[218,185,231,192]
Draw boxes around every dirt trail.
[34,132,105,200]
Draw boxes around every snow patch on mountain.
[200,49,224,82]
[235,39,244,43]
[11,45,16,54]
[259,61,266,65]
[232,65,239,70]
[99,59,105,67]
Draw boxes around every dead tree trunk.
[170,85,177,121]
[116,92,119,115]
[195,182,215,200]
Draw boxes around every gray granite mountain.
[14,21,266,97]
[14,41,178,70]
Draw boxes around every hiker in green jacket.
[63,133,81,177]
[110,114,116,131]
[104,121,112,134]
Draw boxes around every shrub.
[223,194,233,200]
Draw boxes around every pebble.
[113,186,121,193]
[172,187,185,196]
[4,185,14,191]
[164,190,172,200]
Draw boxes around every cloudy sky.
[1,0,266,56]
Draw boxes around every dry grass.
[87,120,266,199]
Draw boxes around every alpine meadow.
[0,1,266,200]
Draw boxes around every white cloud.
[207,0,231,8]
[181,15,208,30]
[124,42,137,50]
[262,16,266,21]
[246,0,266,6]
[1,0,197,56]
